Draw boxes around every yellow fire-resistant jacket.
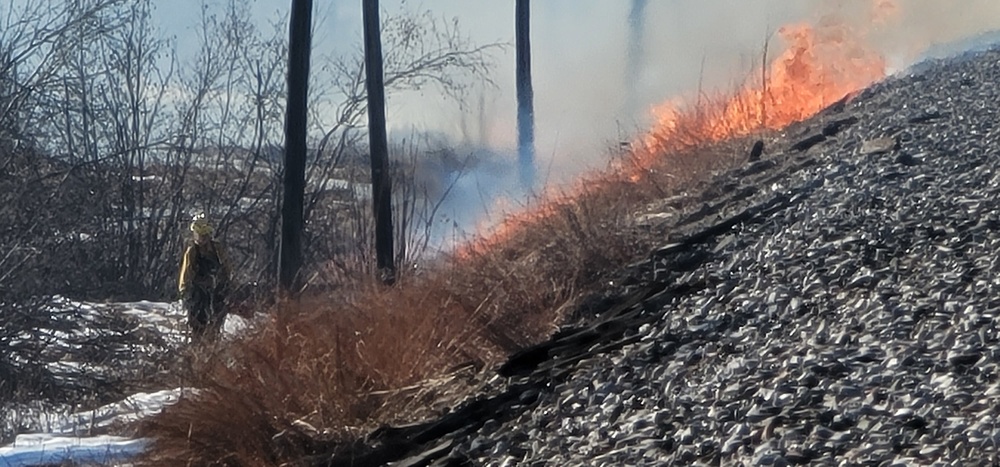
[178,239,233,297]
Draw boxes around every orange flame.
[457,1,898,259]
[636,2,894,170]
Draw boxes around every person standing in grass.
[178,213,232,341]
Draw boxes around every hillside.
[320,47,1000,466]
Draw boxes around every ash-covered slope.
[428,48,1000,466]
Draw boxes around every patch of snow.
[2,296,253,464]
[0,434,147,467]
[51,388,189,436]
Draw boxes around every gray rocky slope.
[320,48,1000,466]
[466,46,1000,465]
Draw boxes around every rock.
[860,136,900,154]
[907,110,946,124]
[895,152,921,166]
[947,351,981,367]
[791,133,826,152]
[822,115,860,137]
[743,159,778,176]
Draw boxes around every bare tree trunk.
[516,0,535,191]
[761,31,770,130]
[625,0,648,120]
[279,0,312,294]
[363,0,395,284]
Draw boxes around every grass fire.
[6,0,1000,465]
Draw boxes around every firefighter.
[178,213,232,341]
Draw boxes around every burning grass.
[630,8,887,174]
[137,138,751,466]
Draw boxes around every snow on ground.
[0,434,147,467]
[0,298,249,466]
[49,388,190,437]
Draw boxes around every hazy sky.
[115,0,1000,181]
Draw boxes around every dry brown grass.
[139,87,777,466]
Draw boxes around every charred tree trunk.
[363,0,395,284]
[516,0,535,191]
[279,0,312,294]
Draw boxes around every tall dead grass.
[139,89,773,466]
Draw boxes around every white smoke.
[156,0,1000,185]
[156,0,1000,251]
[382,1,1000,189]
